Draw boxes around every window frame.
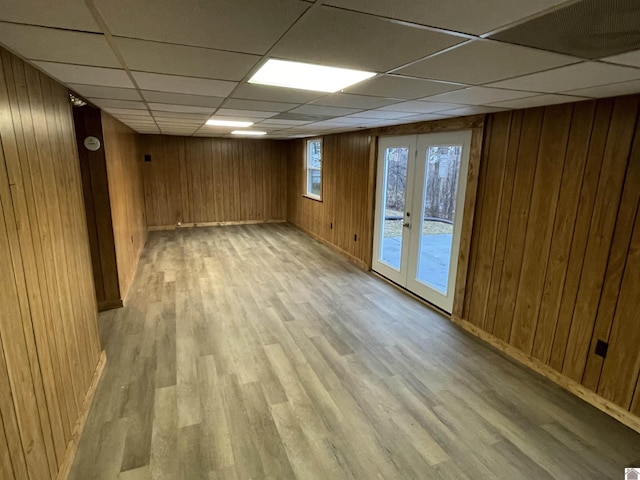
[304,137,323,201]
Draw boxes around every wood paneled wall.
[0,48,102,480]
[142,135,287,227]
[73,105,121,310]
[287,131,375,268]
[462,95,640,415]
[102,112,147,300]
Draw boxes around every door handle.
[403,222,411,228]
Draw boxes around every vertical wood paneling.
[549,99,614,372]
[531,101,596,364]
[562,96,639,382]
[0,409,16,480]
[73,106,121,310]
[510,104,573,354]
[0,196,32,480]
[466,111,511,328]
[462,94,640,418]
[102,112,147,300]
[492,107,544,341]
[287,132,373,267]
[482,110,522,333]
[461,117,493,321]
[0,47,102,480]
[142,136,287,227]
[597,205,640,407]
[582,120,640,390]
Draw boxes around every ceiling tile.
[148,103,216,114]
[439,105,509,116]
[270,6,464,72]
[231,83,324,103]
[221,98,299,112]
[94,0,309,55]
[601,49,640,68]
[344,74,465,99]
[563,79,640,98]
[419,86,539,105]
[119,120,157,126]
[111,114,154,121]
[152,112,210,120]
[104,107,153,116]
[156,121,203,127]
[398,113,457,122]
[310,93,401,109]
[395,39,579,85]
[68,84,142,101]
[487,94,588,109]
[288,105,362,116]
[33,62,133,88]
[131,127,160,133]
[0,0,99,31]
[132,72,237,97]
[89,99,147,110]
[345,110,415,119]
[215,109,279,119]
[255,119,312,126]
[111,111,153,118]
[378,101,461,113]
[140,91,224,107]
[113,37,260,81]
[0,23,119,67]
[324,0,571,35]
[487,62,640,93]
[490,0,640,59]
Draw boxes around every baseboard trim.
[450,315,640,435]
[56,350,107,480]
[287,221,369,271]
[148,219,286,231]
[97,299,123,312]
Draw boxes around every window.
[305,138,322,200]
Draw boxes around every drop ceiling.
[1,0,640,138]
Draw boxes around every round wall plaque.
[84,136,101,152]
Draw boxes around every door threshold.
[370,270,451,318]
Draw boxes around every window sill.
[303,194,322,203]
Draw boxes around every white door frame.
[372,130,472,313]
[406,130,472,313]
[372,135,416,285]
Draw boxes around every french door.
[372,130,472,313]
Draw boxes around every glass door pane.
[379,146,409,270]
[372,135,416,286]
[415,145,462,294]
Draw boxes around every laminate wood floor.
[69,223,640,480]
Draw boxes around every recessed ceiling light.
[206,119,254,127]
[248,59,376,93]
[231,130,267,136]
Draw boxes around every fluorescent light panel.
[249,59,375,93]
[231,130,267,136]
[206,119,253,127]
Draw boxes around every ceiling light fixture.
[69,92,87,107]
[206,119,254,127]
[231,130,267,136]
[248,59,376,93]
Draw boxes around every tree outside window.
[306,138,322,200]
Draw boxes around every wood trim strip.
[55,351,106,480]
[369,114,485,136]
[450,315,640,435]
[452,125,486,319]
[148,219,287,231]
